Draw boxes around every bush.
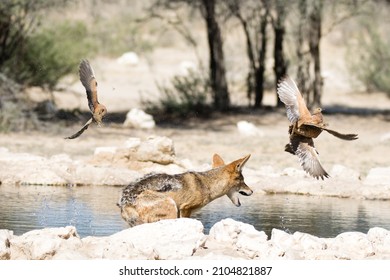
[347,20,390,95]
[4,20,96,89]
[143,70,212,118]
[0,74,39,132]
[90,14,155,57]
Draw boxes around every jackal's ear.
[212,154,225,168]
[234,154,251,172]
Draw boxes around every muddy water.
[1,184,389,238]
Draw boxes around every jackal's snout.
[239,187,253,196]
[239,182,254,197]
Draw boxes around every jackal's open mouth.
[227,192,241,207]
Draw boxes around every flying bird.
[277,76,358,179]
[284,125,330,180]
[65,59,107,139]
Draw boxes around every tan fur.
[118,154,253,227]
[120,190,178,226]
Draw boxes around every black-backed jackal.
[118,154,253,226]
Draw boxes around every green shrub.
[90,15,155,57]
[0,74,39,132]
[347,20,390,95]
[4,20,96,89]
[143,70,212,118]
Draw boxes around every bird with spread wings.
[65,59,107,139]
[277,76,358,180]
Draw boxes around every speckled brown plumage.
[278,76,358,179]
[65,59,107,139]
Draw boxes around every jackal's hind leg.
[179,209,192,218]
[120,204,140,227]
[136,190,178,224]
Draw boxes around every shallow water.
[0,184,389,238]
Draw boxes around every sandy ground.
[1,41,390,179]
[1,110,388,177]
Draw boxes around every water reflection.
[0,184,389,238]
[0,184,128,237]
[193,193,390,238]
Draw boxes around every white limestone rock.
[82,218,206,260]
[268,228,301,259]
[0,230,13,260]
[80,235,141,259]
[124,137,142,149]
[329,231,375,259]
[92,136,176,167]
[237,121,264,137]
[364,167,390,186]
[3,219,390,260]
[329,164,361,181]
[72,165,140,186]
[0,150,63,185]
[293,231,327,251]
[123,108,155,129]
[136,136,175,164]
[117,52,139,66]
[380,132,390,142]
[19,168,69,186]
[292,231,329,260]
[209,218,268,259]
[367,227,390,256]
[10,226,82,260]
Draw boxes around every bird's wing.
[289,134,329,180]
[64,118,93,139]
[277,76,311,124]
[79,59,98,113]
[322,127,359,141]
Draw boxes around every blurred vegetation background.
[1,0,390,131]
